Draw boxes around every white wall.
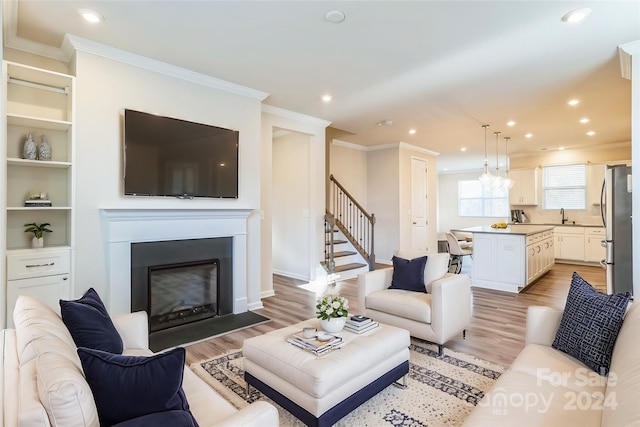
[367,147,400,262]
[260,107,329,290]
[330,140,368,209]
[272,131,311,280]
[71,49,263,307]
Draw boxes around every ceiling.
[3,1,639,172]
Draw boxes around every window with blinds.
[542,164,586,210]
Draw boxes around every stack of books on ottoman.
[344,316,379,334]
[287,331,344,357]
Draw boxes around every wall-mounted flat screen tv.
[123,109,238,199]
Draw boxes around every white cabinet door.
[554,227,585,261]
[585,228,606,262]
[509,169,538,206]
[6,274,71,327]
[560,234,585,260]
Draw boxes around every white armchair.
[357,252,471,356]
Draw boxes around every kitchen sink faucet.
[560,208,569,224]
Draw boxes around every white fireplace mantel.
[100,208,254,316]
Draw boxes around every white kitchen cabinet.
[526,230,554,284]
[473,233,525,291]
[554,226,585,261]
[467,225,554,293]
[5,247,71,327]
[587,164,606,207]
[584,227,606,263]
[509,168,538,206]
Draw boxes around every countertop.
[519,222,604,228]
[454,224,555,236]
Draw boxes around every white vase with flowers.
[316,295,349,333]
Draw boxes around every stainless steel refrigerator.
[600,165,633,295]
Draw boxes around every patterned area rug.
[190,339,504,426]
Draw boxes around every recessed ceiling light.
[460,147,467,152]
[78,8,104,23]
[408,129,417,135]
[321,94,332,103]
[507,121,516,127]
[377,120,393,126]
[443,168,448,172]
[559,147,565,151]
[325,10,346,23]
[562,8,592,23]
[525,133,533,138]
[579,117,590,124]
[567,99,580,106]
[587,131,596,136]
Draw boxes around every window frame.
[458,179,509,217]
[541,163,587,210]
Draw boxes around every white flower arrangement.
[316,295,349,320]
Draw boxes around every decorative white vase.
[319,317,346,333]
[32,237,44,248]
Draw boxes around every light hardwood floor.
[185,262,605,367]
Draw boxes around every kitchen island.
[453,224,555,293]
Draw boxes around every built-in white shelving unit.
[2,61,75,326]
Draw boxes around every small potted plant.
[316,295,349,333]
[24,222,52,248]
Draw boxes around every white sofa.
[463,302,640,426]
[357,252,471,356]
[1,295,279,427]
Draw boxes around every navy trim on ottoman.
[245,360,409,427]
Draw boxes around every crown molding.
[365,141,439,157]
[331,139,368,151]
[509,141,631,158]
[64,34,269,100]
[261,104,331,128]
[618,40,640,80]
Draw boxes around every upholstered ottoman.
[243,318,410,427]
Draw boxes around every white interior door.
[411,157,428,252]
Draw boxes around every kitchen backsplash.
[516,204,604,226]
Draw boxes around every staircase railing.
[325,174,376,271]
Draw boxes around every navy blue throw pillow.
[60,288,123,354]
[389,255,428,293]
[111,410,198,427]
[77,347,198,427]
[552,272,631,376]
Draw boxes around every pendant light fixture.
[478,125,495,186]
[491,131,504,188]
[502,137,515,190]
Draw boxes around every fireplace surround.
[100,208,254,318]
[131,237,233,334]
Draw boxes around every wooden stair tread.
[334,263,367,272]
[322,262,367,272]
[332,251,356,258]
[326,239,347,245]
